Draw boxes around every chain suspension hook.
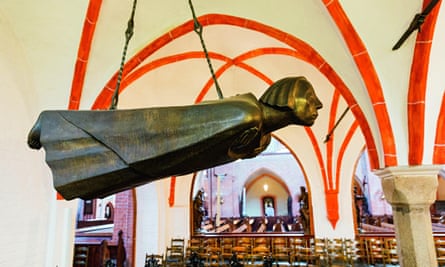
[110,0,138,110]
[188,0,224,99]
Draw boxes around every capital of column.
[374,165,441,206]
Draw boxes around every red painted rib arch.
[69,0,103,110]
[71,12,381,214]
[408,0,442,165]
[86,14,379,171]
[433,92,445,164]
[322,0,396,167]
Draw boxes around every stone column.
[375,165,440,267]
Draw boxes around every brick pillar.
[375,165,440,267]
[113,189,135,267]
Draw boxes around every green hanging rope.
[188,0,224,99]
[110,0,138,110]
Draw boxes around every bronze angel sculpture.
[28,76,322,200]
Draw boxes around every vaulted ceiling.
[55,0,445,168]
[2,1,444,217]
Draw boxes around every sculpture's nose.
[315,97,323,110]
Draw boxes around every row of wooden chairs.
[145,236,445,267]
[361,236,445,266]
[146,237,390,266]
[186,237,289,266]
[361,237,399,266]
[185,237,363,266]
[184,237,394,266]
[145,238,187,267]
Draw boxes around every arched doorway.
[191,137,310,234]
[244,173,291,217]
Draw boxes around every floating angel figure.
[28,76,322,200]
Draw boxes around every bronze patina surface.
[28,77,322,200]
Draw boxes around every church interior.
[1,1,445,266]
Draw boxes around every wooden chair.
[436,238,445,267]
[354,237,370,265]
[289,238,305,265]
[235,237,252,257]
[384,238,399,266]
[188,238,202,250]
[253,237,268,248]
[298,247,317,266]
[312,238,328,264]
[145,254,164,267]
[237,237,252,249]
[272,237,290,264]
[436,238,445,249]
[203,238,218,248]
[297,238,318,266]
[186,238,203,259]
[73,246,89,267]
[220,238,234,265]
[343,238,361,266]
[325,238,344,265]
[165,246,184,267]
[249,245,270,266]
[231,245,249,266]
[438,248,445,267]
[368,238,386,265]
[204,246,223,267]
[171,238,185,250]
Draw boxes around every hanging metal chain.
[110,0,138,110]
[188,0,224,99]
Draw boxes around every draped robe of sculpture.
[28,76,323,200]
[28,93,271,199]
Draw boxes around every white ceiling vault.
[61,0,445,167]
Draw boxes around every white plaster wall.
[0,9,77,267]
[134,175,193,267]
[332,131,366,239]
[1,1,87,111]
[135,182,160,267]
[0,1,87,262]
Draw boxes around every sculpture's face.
[292,85,323,126]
